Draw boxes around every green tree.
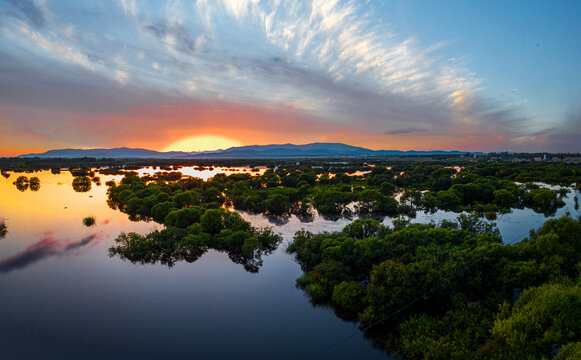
[264,193,291,215]
[72,176,92,192]
[492,283,581,359]
[151,201,177,223]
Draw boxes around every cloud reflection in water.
[0,233,101,273]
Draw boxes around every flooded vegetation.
[1,159,580,359]
[82,216,96,227]
[288,215,581,359]
[0,221,6,239]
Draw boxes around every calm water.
[0,169,579,359]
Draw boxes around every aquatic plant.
[72,176,92,192]
[13,175,29,191]
[82,216,96,227]
[29,177,40,191]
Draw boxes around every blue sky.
[0,0,579,155]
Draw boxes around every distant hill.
[19,147,189,159]
[19,143,472,159]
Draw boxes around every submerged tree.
[29,177,40,191]
[13,176,29,191]
[82,216,96,227]
[109,212,281,273]
[0,221,7,239]
[287,215,581,359]
[72,176,92,192]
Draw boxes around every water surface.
[1,169,579,359]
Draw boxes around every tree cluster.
[287,215,581,359]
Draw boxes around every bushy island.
[106,174,281,273]
[12,175,41,191]
[82,216,96,227]
[287,215,581,359]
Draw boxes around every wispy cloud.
[385,128,427,135]
[3,0,46,28]
[0,0,575,152]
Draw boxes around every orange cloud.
[0,100,532,155]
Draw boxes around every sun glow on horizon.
[163,135,242,152]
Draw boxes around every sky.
[0,0,580,156]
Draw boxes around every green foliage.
[556,341,581,359]
[105,160,571,224]
[288,215,581,359]
[523,188,566,216]
[151,201,177,223]
[264,193,291,215]
[332,281,365,314]
[298,260,350,302]
[492,283,581,359]
[341,219,385,240]
[485,211,497,220]
[398,303,494,360]
[164,207,202,228]
[72,176,92,192]
[29,176,41,191]
[100,162,579,356]
[13,175,29,191]
[109,224,280,273]
[172,190,199,208]
[313,189,353,216]
[106,172,281,272]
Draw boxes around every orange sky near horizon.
[0,100,516,157]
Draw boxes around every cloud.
[0,0,573,152]
[3,0,46,28]
[385,128,427,135]
[529,127,557,137]
[145,22,197,53]
[0,233,101,274]
[64,233,100,251]
[15,20,94,70]
[538,110,581,153]
[118,0,138,19]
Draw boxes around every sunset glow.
[0,1,580,154]
[163,135,242,152]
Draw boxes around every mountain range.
[19,143,472,159]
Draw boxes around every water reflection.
[1,166,578,360]
[109,226,281,273]
[0,232,101,273]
